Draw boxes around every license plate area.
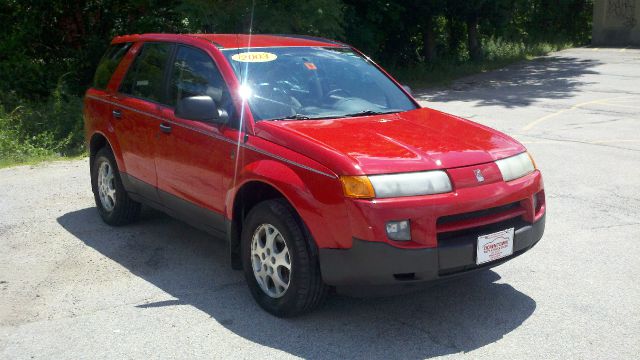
[476,228,514,265]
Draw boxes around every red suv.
[84,34,545,317]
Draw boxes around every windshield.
[222,47,417,121]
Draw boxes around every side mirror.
[175,96,228,124]
[402,85,413,96]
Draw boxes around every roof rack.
[269,34,347,47]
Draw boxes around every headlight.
[369,171,452,198]
[340,171,452,199]
[496,152,536,182]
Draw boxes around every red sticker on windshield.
[304,62,317,70]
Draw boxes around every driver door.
[155,44,237,233]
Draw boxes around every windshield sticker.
[231,52,277,63]
[304,62,317,70]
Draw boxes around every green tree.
[178,0,344,37]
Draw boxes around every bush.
[0,77,84,166]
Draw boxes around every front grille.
[436,201,525,234]
[437,202,520,226]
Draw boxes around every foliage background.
[0,0,593,166]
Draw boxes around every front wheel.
[241,199,328,317]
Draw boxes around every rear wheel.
[241,199,328,317]
[91,147,141,225]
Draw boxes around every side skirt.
[120,172,227,238]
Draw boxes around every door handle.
[159,123,172,134]
[112,109,122,119]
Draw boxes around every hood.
[254,107,525,175]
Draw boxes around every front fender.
[227,158,352,249]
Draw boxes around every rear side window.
[119,42,173,103]
[92,42,132,89]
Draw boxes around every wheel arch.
[89,131,125,172]
[227,176,320,270]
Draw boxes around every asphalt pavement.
[1,47,639,359]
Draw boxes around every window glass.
[92,42,132,89]
[169,46,233,117]
[221,47,417,121]
[120,42,172,102]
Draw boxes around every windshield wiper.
[272,114,345,121]
[343,110,399,117]
[272,114,312,121]
[271,110,400,121]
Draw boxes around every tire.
[241,199,328,317]
[91,147,141,226]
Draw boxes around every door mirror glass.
[175,95,227,123]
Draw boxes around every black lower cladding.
[120,172,226,236]
[319,214,545,286]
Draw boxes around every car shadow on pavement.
[57,207,536,359]
[414,56,601,108]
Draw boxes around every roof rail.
[269,34,347,47]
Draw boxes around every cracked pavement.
[1,47,639,359]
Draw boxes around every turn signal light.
[340,176,375,199]
[528,152,538,169]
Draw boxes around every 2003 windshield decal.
[231,52,278,62]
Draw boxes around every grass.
[0,152,86,169]
[391,40,576,88]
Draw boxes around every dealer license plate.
[476,228,514,265]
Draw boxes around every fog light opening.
[386,220,411,241]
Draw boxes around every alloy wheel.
[250,223,292,298]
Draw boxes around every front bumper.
[319,213,545,286]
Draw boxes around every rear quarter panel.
[83,89,126,171]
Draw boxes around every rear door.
[84,42,132,159]
[111,42,174,203]
[156,45,239,233]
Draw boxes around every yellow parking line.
[620,46,629,52]
[599,102,640,110]
[523,99,607,131]
[520,140,559,145]
[592,47,600,51]
[522,96,634,131]
[590,139,640,144]
[606,98,639,103]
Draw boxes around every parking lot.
[1,47,639,359]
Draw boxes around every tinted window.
[92,42,132,89]
[120,42,172,102]
[169,46,233,117]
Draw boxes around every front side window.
[221,47,417,121]
[168,46,233,117]
[119,42,172,103]
[93,42,132,89]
